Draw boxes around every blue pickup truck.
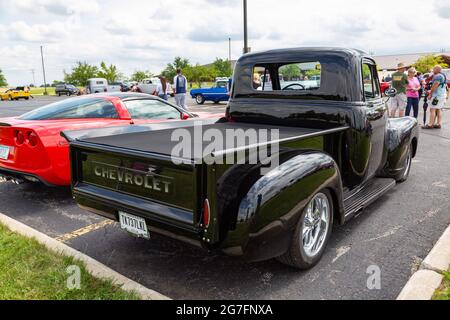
[190,79,230,105]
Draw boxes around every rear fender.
[222,151,344,261]
[383,117,419,176]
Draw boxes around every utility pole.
[40,46,48,95]
[229,37,232,71]
[243,0,249,54]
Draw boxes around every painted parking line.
[55,220,115,243]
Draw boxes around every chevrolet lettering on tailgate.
[93,163,172,194]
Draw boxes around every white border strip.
[0,212,170,300]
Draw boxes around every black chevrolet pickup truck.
[67,48,419,269]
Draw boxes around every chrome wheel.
[402,148,412,179]
[196,95,205,104]
[302,193,331,258]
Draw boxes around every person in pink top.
[405,67,421,118]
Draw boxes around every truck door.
[362,59,387,179]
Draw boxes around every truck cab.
[68,48,419,270]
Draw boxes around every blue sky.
[0,0,449,86]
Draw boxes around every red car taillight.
[15,130,25,145]
[203,199,210,228]
[27,131,39,147]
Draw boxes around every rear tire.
[195,95,205,105]
[277,189,333,269]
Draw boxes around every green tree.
[212,58,232,77]
[97,62,121,83]
[413,55,448,74]
[184,64,210,87]
[130,70,152,82]
[161,57,191,80]
[52,80,64,86]
[280,64,301,80]
[0,69,7,87]
[64,62,99,86]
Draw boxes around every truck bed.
[79,122,329,159]
[70,122,347,241]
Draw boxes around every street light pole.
[40,46,48,95]
[243,0,248,54]
[229,37,232,71]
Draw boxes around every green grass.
[433,269,450,300]
[189,82,214,89]
[29,87,56,95]
[0,223,140,300]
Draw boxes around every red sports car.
[0,93,219,186]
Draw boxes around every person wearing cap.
[389,63,409,118]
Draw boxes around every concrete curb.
[0,213,170,300]
[397,224,450,300]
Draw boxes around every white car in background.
[138,77,173,96]
[107,82,122,92]
[137,78,160,94]
[86,78,108,93]
[86,78,122,94]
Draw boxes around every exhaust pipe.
[0,175,24,184]
[0,175,10,183]
[11,178,25,184]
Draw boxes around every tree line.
[62,57,233,87]
[4,54,446,89]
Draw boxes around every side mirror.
[385,88,397,98]
[181,112,190,120]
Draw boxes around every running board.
[343,178,396,219]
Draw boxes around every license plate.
[0,145,9,160]
[118,211,150,239]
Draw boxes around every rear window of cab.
[252,61,322,92]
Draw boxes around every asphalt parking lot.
[0,96,449,300]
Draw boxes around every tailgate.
[71,142,202,233]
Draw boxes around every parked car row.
[0,93,218,186]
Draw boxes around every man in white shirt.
[173,68,188,110]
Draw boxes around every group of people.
[152,69,189,111]
[388,63,449,129]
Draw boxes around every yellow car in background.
[0,87,31,101]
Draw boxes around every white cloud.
[7,0,100,16]
[3,21,70,42]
